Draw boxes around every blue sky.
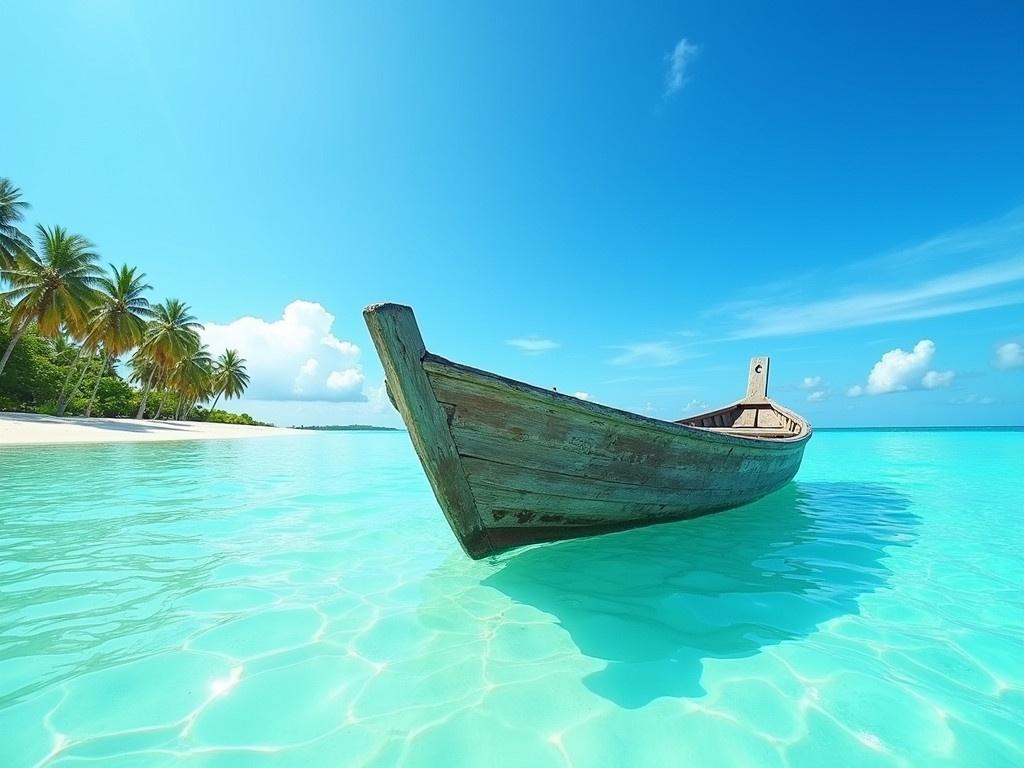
[4,1,1023,427]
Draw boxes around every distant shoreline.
[292,425,404,432]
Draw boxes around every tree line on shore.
[0,176,262,423]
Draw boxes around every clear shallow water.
[1,430,1021,767]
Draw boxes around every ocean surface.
[1,430,1021,767]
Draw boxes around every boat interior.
[674,356,808,440]
[677,401,807,439]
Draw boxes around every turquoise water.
[1,430,1022,767]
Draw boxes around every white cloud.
[202,300,367,402]
[847,339,937,396]
[950,394,995,405]
[507,337,559,354]
[573,391,590,400]
[921,370,955,389]
[995,341,1024,369]
[664,37,698,97]
[327,369,364,392]
[322,337,360,356]
[610,341,687,367]
[728,261,1024,339]
[681,398,708,413]
[801,376,828,401]
[713,207,1024,339]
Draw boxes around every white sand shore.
[0,412,302,446]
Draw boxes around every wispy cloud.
[664,37,698,97]
[681,398,709,413]
[731,260,1024,339]
[799,375,828,402]
[506,337,559,355]
[711,206,1024,339]
[921,369,955,389]
[610,341,689,367]
[950,394,995,405]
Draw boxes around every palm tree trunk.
[56,344,89,412]
[135,369,156,419]
[0,325,26,377]
[153,389,166,420]
[84,353,111,417]
[56,328,100,413]
[207,390,222,417]
[61,353,96,415]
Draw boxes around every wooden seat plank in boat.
[364,303,812,559]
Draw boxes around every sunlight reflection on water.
[0,430,1021,767]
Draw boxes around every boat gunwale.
[422,353,813,451]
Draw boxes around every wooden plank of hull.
[426,362,806,486]
[451,418,803,491]
[473,483,786,526]
[363,303,812,559]
[461,455,800,510]
[424,356,805,450]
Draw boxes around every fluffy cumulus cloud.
[573,391,590,400]
[506,337,559,354]
[847,339,955,396]
[800,376,823,390]
[995,341,1023,369]
[202,300,368,402]
[807,390,827,403]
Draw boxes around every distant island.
[293,424,403,431]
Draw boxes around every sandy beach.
[0,412,301,446]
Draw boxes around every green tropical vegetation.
[0,175,265,424]
[0,178,35,271]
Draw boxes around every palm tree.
[78,264,155,416]
[0,178,35,273]
[135,299,203,418]
[51,330,78,365]
[129,349,159,416]
[0,225,101,377]
[170,344,213,419]
[207,349,250,415]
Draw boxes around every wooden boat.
[364,303,812,559]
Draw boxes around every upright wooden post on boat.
[745,356,770,402]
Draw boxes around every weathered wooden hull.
[364,303,811,559]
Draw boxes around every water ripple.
[0,430,1021,767]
